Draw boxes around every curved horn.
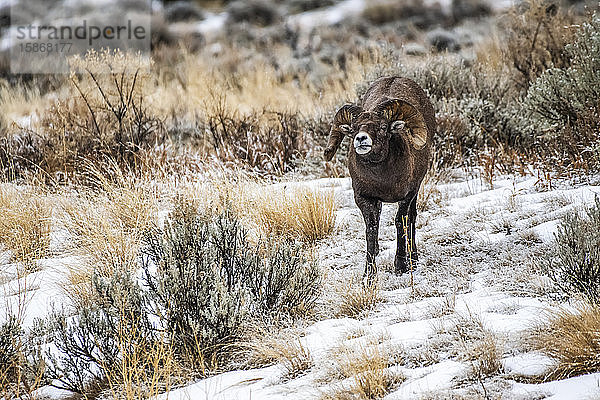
[324,104,361,161]
[376,99,428,150]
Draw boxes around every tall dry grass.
[530,303,600,380]
[0,184,51,265]
[59,163,159,307]
[151,48,370,119]
[179,175,337,243]
[251,185,336,242]
[0,79,55,132]
[324,341,404,400]
[103,316,178,400]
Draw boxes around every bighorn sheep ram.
[324,76,435,280]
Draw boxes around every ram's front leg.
[355,195,382,284]
[394,192,417,274]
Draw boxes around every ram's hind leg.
[355,195,381,284]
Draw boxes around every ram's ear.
[376,99,428,150]
[324,104,361,161]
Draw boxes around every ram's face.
[352,113,390,159]
[325,99,428,163]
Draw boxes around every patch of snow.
[503,352,555,377]
[197,12,227,37]
[392,361,466,398]
[156,366,281,400]
[287,0,366,32]
[512,373,600,400]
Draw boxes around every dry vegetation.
[530,304,600,381]
[249,329,314,379]
[323,341,405,400]
[337,281,382,318]
[0,0,599,398]
[251,185,336,242]
[0,184,51,265]
[57,162,160,306]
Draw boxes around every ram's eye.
[391,120,406,133]
[340,124,352,133]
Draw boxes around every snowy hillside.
[135,172,600,400]
[156,173,600,399]
[5,172,599,399]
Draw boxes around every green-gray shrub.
[43,269,151,394]
[141,205,321,363]
[525,11,600,136]
[39,203,321,396]
[142,210,250,363]
[547,196,600,304]
[0,316,45,397]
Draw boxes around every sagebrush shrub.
[525,11,600,137]
[0,316,44,397]
[503,0,576,89]
[142,202,320,364]
[43,199,321,396]
[546,196,600,304]
[43,269,152,394]
[142,210,250,366]
[409,60,529,169]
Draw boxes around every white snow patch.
[512,373,600,400]
[502,352,555,377]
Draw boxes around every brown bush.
[363,0,445,29]
[2,50,164,181]
[200,105,310,174]
[502,0,577,89]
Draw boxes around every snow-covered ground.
[4,171,600,399]
[156,173,600,400]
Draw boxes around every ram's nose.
[354,132,373,154]
[355,133,369,143]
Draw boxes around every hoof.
[394,255,418,275]
[362,273,377,288]
[363,262,377,285]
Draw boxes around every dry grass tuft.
[248,330,313,380]
[325,342,404,400]
[59,166,159,307]
[450,311,504,383]
[103,321,178,400]
[464,333,503,381]
[530,303,600,381]
[0,184,51,264]
[337,282,382,318]
[175,175,336,243]
[252,185,336,242]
